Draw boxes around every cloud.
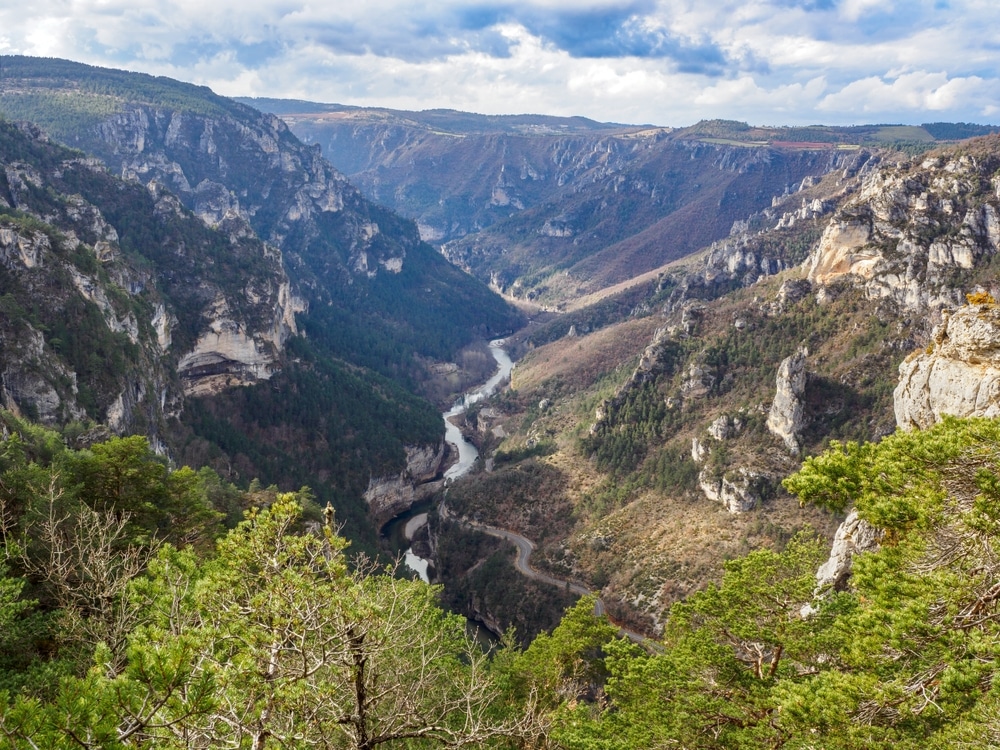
[487,4,729,72]
[818,71,997,117]
[0,0,999,126]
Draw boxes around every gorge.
[1,45,1000,687]
[384,339,515,583]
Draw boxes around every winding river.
[389,341,654,647]
[400,339,514,581]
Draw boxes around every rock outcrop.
[93,104,412,287]
[817,297,1000,591]
[766,348,808,453]
[894,301,1000,429]
[364,443,447,527]
[698,468,766,514]
[0,324,86,425]
[0,120,303,441]
[177,279,304,397]
[814,509,884,592]
[807,152,1000,313]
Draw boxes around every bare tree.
[8,475,156,672]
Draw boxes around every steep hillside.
[0,57,523,385]
[432,135,1000,633]
[0,118,450,546]
[0,57,524,548]
[0,118,290,441]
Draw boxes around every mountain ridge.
[253,97,970,308]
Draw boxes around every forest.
[3,411,1000,748]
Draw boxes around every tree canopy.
[6,414,1000,748]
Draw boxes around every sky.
[1,0,998,127]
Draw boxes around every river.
[394,339,514,582]
[383,342,654,647]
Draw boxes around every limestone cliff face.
[93,104,411,285]
[0,324,85,425]
[92,107,315,397]
[807,152,1000,313]
[658,150,876,313]
[363,443,447,526]
[894,302,1000,430]
[766,348,808,454]
[690,415,766,513]
[177,276,304,397]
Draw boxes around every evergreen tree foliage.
[0,422,533,748]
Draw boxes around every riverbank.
[384,339,514,582]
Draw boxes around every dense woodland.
[2,412,1000,747]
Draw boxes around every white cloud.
[0,0,998,125]
[818,71,996,116]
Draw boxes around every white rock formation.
[177,280,304,397]
[0,225,49,269]
[708,414,736,441]
[698,468,765,514]
[894,303,1000,430]
[691,437,708,464]
[814,509,883,592]
[69,267,140,343]
[364,443,447,525]
[766,348,808,454]
[806,218,876,284]
[805,156,1000,314]
[0,325,85,424]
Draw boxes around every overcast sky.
[2,0,998,127]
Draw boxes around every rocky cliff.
[802,145,1000,592]
[0,59,528,547]
[0,118,307,441]
[807,146,1000,314]
[363,443,447,527]
[894,299,1000,429]
[815,296,1000,591]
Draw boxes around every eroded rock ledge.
[364,443,447,527]
[894,302,1000,430]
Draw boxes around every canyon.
[2,58,1000,636]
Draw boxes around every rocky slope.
[0,58,523,547]
[813,295,1000,594]
[436,134,1000,633]
[0,120,290,446]
[806,147,1000,313]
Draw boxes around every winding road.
[441,498,589,595]
[404,339,657,648]
[470,523,590,596]
[441,501,655,646]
